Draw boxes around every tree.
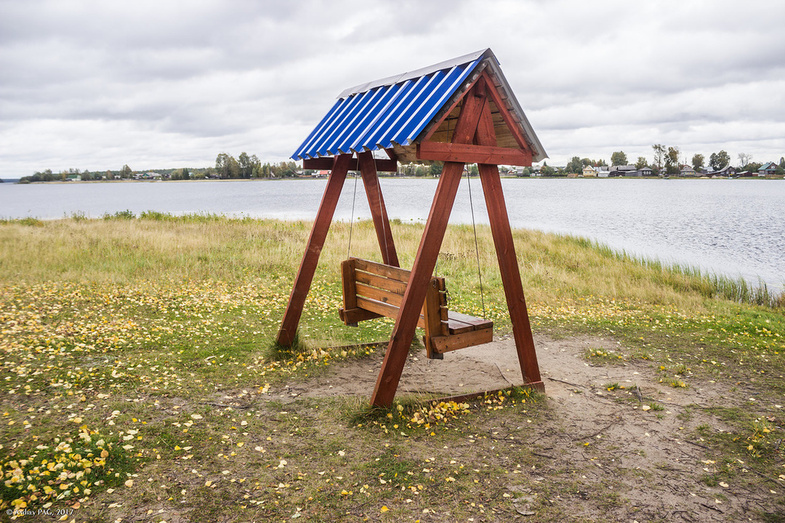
[709,150,730,171]
[540,162,555,176]
[120,164,133,179]
[610,151,628,166]
[565,156,583,174]
[238,152,252,178]
[692,154,705,171]
[737,152,753,168]
[652,144,666,174]
[429,161,444,177]
[215,153,240,179]
[746,162,763,174]
[665,146,680,175]
[250,155,262,178]
[171,168,190,180]
[635,156,648,169]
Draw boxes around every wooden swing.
[276,49,547,407]
[338,257,493,359]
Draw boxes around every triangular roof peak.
[292,48,547,164]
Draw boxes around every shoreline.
[4,175,784,185]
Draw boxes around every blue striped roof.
[291,49,547,162]
[292,52,486,160]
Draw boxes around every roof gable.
[292,49,546,164]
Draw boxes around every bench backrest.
[339,257,448,337]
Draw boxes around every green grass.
[1,214,783,521]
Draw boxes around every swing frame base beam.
[423,383,545,406]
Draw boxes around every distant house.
[710,166,737,177]
[581,165,597,177]
[66,174,81,182]
[680,165,696,177]
[758,162,778,176]
[637,166,653,176]
[135,172,162,180]
[610,165,638,177]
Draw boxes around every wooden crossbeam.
[416,141,532,166]
[303,157,398,172]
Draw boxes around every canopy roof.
[292,49,547,164]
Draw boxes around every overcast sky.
[1,0,784,177]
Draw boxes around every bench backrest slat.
[356,281,405,308]
[355,270,409,296]
[354,258,410,283]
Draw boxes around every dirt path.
[282,335,778,521]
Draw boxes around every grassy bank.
[1,214,783,521]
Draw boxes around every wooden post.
[358,151,399,267]
[371,83,488,407]
[475,101,544,389]
[276,154,352,347]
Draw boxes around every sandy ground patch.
[276,334,779,521]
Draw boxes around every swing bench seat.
[338,258,493,359]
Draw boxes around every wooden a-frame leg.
[276,154,352,347]
[474,100,543,389]
[478,163,543,390]
[358,151,399,267]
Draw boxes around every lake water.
[1,178,783,292]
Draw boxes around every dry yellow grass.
[1,215,774,314]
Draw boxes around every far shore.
[4,174,784,185]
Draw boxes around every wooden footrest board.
[431,325,493,354]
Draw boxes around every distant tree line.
[559,146,785,176]
[213,152,299,179]
[18,147,785,184]
[18,152,304,183]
